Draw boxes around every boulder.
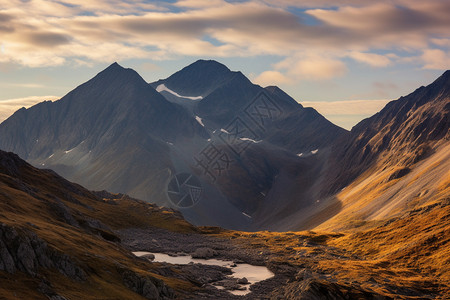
[192,247,217,259]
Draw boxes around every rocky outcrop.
[0,223,86,280]
[272,278,390,300]
[119,268,175,300]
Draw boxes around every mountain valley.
[0,61,448,299]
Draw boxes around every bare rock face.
[120,269,175,300]
[0,223,86,281]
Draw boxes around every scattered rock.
[192,247,217,259]
[0,223,86,281]
[48,199,79,228]
[120,269,175,299]
[237,277,249,284]
[141,253,155,260]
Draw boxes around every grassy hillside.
[0,150,196,299]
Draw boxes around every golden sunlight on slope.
[317,143,450,232]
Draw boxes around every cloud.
[0,95,59,123]
[21,31,71,48]
[347,52,391,67]
[431,38,450,47]
[253,70,292,86]
[0,0,448,72]
[266,54,347,82]
[421,49,450,70]
[290,56,347,80]
[175,0,225,8]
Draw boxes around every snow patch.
[64,148,74,154]
[220,128,230,134]
[156,84,202,100]
[311,149,319,154]
[195,116,205,127]
[242,212,252,218]
[240,137,262,143]
[297,153,303,157]
[48,154,54,158]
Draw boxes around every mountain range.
[0,61,448,299]
[0,60,448,233]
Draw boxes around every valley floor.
[119,200,450,300]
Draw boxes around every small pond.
[133,251,274,296]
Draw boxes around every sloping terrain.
[1,146,448,299]
[312,69,450,232]
[327,70,450,194]
[0,67,449,299]
[0,149,198,299]
[211,198,449,299]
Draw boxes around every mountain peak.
[88,62,147,88]
[101,62,128,74]
[107,61,122,69]
[153,59,235,97]
[186,59,230,72]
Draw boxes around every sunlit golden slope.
[317,142,450,231]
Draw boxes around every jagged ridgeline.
[0,61,448,233]
[0,60,347,230]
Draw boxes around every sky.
[0,0,449,129]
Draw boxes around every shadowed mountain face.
[0,60,347,230]
[0,63,208,216]
[152,60,348,152]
